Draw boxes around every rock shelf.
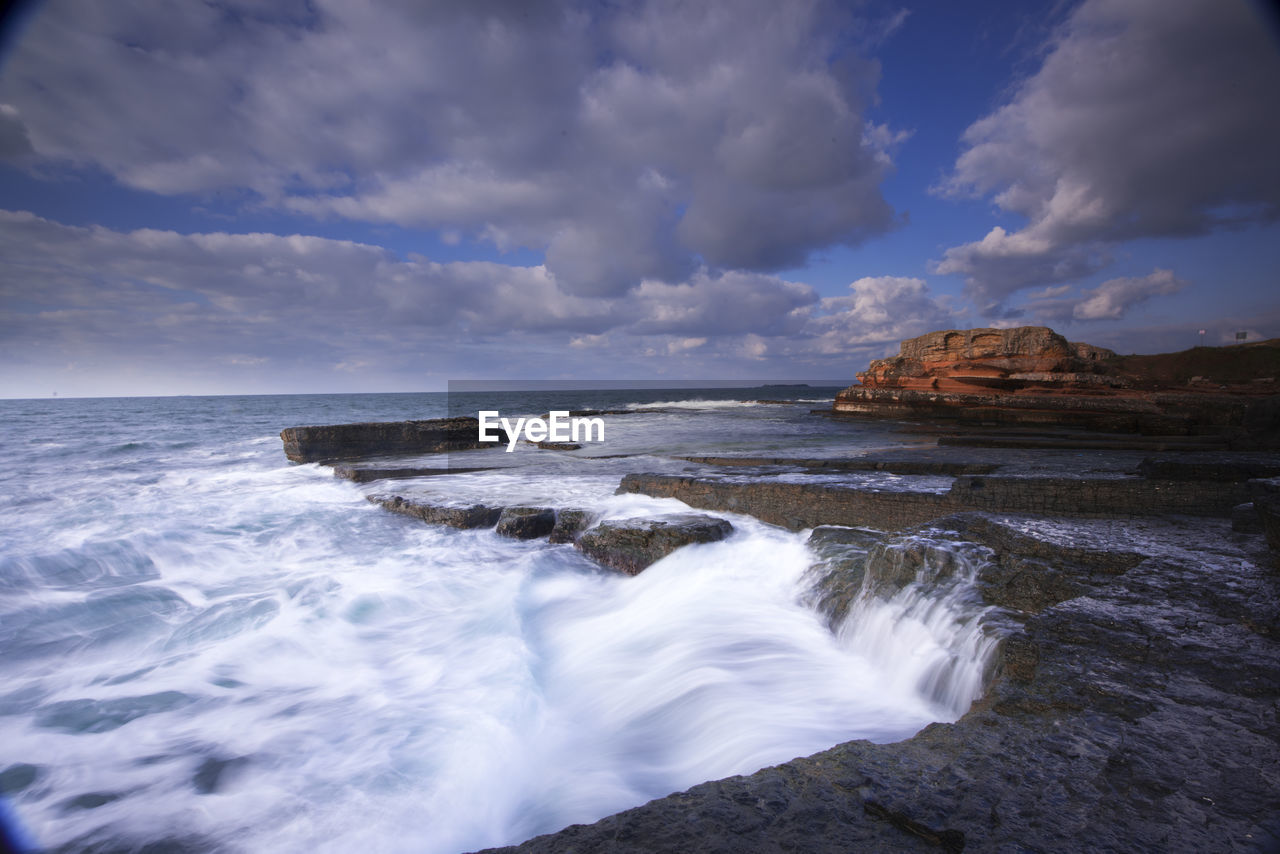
[477,512,1280,853]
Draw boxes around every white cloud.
[1072,268,1186,320]
[0,0,904,295]
[0,211,949,394]
[0,203,1002,398]
[801,276,960,355]
[935,0,1280,303]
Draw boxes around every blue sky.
[1,0,1278,398]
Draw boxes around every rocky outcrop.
[477,512,1280,854]
[281,417,504,463]
[855,326,1119,392]
[834,327,1280,442]
[575,515,734,575]
[370,495,503,529]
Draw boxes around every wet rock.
[476,512,1280,854]
[575,515,733,575]
[332,464,490,482]
[619,473,954,531]
[620,471,1250,531]
[548,509,595,544]
[859,537,986,600]
[1250,478,1280,556]
[677,455,998,476]
[494,507,557,540]
[801,526,885,627]
[371,495,502,529]
[1233,502,1263,534]
[281,417,504,463]
[1137,454,1280,482]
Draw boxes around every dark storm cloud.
[934,0,1280,304]
[1,0,903,295]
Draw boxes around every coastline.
[282,401,1279,853]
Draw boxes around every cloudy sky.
[1,0,1278,397]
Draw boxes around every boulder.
[575,515,733,575]
[495,507,557,540]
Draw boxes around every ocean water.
[0,390,994,853]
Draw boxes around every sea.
[0,389,997,853]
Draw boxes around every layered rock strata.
[280,417,504,463]
[619,471,1253,531]
[833,327,1279,443]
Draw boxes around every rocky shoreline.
[277,335,1280,851]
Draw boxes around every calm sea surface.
[0,390,987,853]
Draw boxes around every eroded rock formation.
[834,327,1280,444]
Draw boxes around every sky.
[1,0,1278,398]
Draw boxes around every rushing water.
[0,391,998,853]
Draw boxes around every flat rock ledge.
[281,417,505,463]
[619,470,1253,531]
[575,515,734,575]
[476,512,1280,853]
[332,464,492,483]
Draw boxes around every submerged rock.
[575,515,733,575]
[495,507,557,540]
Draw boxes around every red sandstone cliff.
[834,326,1279,443]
